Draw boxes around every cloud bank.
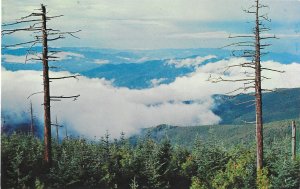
[2,58,300,138]
[2,0,299,51]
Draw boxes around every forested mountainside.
[213,88,300,124]
[130,119,300,148]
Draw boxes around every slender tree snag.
[292,120,296,161]
[56,116,59,142]
[208,0,283,174]
[51,116,63,143]
[254,0,263,171]
[41,4,52,167]
[65,125,68,139]
[1,117,6,133]
[2,4,80,169]
[30,101,34,135]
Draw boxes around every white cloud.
[1,68,220,138]
[2,52,84,64]
[167,55,217,68]
[2,59,300,138]
[55,52,85,60]
[93,59,110,64]
[150,78,167,87]
[135,57,150,63]
[118,56,131,61]
[116,56,150,63]
[6,46,25,50]
[2,54,39,64]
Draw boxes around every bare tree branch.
[27,91,44,99]
[48,36,65,41]
[51,123,63,127]
[210,76,255,83]
[49,74,80,80]
[2,27,41,35]
[46,15,64,19]
[225,86,254,95]
[2,19,41,27]
[221,41,254,48]
[3,40,41,48]
[229,34,254,38]
[19,13,43,20]
[261,67,285,73]
[50,95,80,101]
[235,99,256,105]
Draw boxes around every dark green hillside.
[130,119,300,148]
[214,88,300,124]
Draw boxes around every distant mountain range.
[2,47,300,89]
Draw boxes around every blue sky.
[2,0,300,53]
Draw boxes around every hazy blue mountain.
[81,60,194,88]
[2,47,299,89]
[2,47,225,88]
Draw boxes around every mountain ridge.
[2,47,299,89]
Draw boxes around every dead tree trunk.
[41,4,52,167]
[65,125,68,139]
[55,116,59,142]
[51,116,63,144]
[2,3,80,170]
[30,101,34,135]
[292,120,296,160]
[254,0,263,171]
[208,0,282,173]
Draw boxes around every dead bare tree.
[65,124,68,139]
[291,120,296,161]
[2,4,80,168]
[29,101,35,135]
[1,116,6,133]
[52,116,63,143]
[209,0,284,173]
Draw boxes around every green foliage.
[1,129,300,189]
[189,176,206,189]
[130,177,139,189]
[35,178,45,189]
[256,168,270,189]
[1,133,44,188]
[191,138,229,188]
[212,147,256,189]
[265,138,300,189]
[269,159,300,189]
